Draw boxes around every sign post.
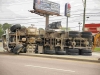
[46,14,49,30]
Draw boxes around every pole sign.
[64,3,71,17]
[33,0,60,15]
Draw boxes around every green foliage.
[0,23,12,38]
[0,24,3,38]
[94,47,100,52]
[2,23,11,31]
[38,28,44,30]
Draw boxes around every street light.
[86,17,89,18]
[86,17,89,20]
[78,22,82,32]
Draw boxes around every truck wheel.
[68,52,79,55]
[81,49,92,53]
[10,24,21,32]
[55,47,66,55]
[44,46,55,54]
[56,51,66,55]
[44,50,55,54]
[81,32,92,38]
[13,44,23,54]
[56,24,62,29]
[51,25,56,29]
[22,47,27,53]
[68,49,79,53]
[81,34,92,38]
[69,31,80,38]
[82,53,92,56]
[69,31,80,34]
[81,32,92,35]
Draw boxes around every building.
[85,23,100,35]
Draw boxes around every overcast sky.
[0,0,100,30]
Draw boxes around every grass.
[94,47,100,52]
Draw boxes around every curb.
[20,53,100,63]
[1,52,100,63]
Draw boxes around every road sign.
[64,3,71,17]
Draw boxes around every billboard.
[64,3,71,17]
[33,0,60,15]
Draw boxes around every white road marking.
[25,65,75,73]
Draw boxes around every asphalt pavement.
[0,54,100,75]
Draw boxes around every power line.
[0,12,100,21]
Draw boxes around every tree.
[0,23,12,38]
[2,23,11,31]
[0,24,3,38]
[38,28,44,30]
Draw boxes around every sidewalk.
[0,50,100,63]
[92,52,100,57]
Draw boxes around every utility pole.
[45,14,49,30]
[83,0,86,31]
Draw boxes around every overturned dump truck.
[2,22,93,55]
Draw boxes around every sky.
[0,0,100,30]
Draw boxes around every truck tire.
[68,52,79,55]
[81,32,92,35]
[69,31,80,34]
[81,32,92,38]
[56,51,66,55]
[69,31,80,38]
[13,44,23,54]
[55,47,67,55]
[44,50,55,54]
[51,25,56,29]
[68,49,79,53]
[55,24,62,29]
[81,49,92,53]
[44,46,55,54]
[81,35,92,38]
[22,47,27,53]
[82,53,92,56]
[10,24,21,32]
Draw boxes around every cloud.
[0,0,100,30]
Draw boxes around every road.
[0,54,100,75]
